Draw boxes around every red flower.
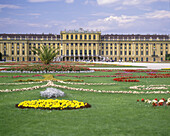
[155,98,158,101]
[141,99,144,102]
[137,99,139,102]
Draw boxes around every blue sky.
[0,0,170,34]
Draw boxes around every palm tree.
[32,45,59,65]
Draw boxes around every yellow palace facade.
[0,28,170,62]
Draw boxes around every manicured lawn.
[0,70,170,136]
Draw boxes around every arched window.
[66,35,69,39]
[75,35,78,39]
[84,35,87,40]
[71,35,73,39]
[80,35,82,39]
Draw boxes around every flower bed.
[1,81,169,94]
[16,99,91,110]
[113,74,170,82]
[137,98,170,106]
[7,64,90,72]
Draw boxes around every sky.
[0,0,170,34]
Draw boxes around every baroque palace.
[0,28,170,62]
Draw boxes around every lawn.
[0,70,170,136]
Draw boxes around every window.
[141,58,143,61]
[12,50,14,55]
[84,35,87,39]
[80,50,82,55]
[115,51,117,55]
[106,47,108,49]
[29,51,31,55]
[146,57,148,61]
[136,58,138,61]
[106,51,108,55]
[71,50,73,56]
[75,35,78,39]
[17,57,19,61]
[125,51,127,55]
[84,43,87,46]
[146,51,148,55]
[93,43,96,46]
[17,43,19,45]
[67,50,69,55]
[136,51,138,55]
[110,51,112,55]
[129,51,131,55]
[89,35,91,40]
[89,50,91,55]
[75,43,78,46]
[102,51,104,55]
[110,47,112,49]
[161,51,163,55]
[17,50,19,55]
[4,50,6,56]
[22,50,25,55]
[89,43,91,46]
[67,35,69,39]
[80,43,82,46]
[67,43,69,46]
[23,57,25,61]
[93,50,96,56]
[141,51,143,55]
[75,50,78,55]
[29,57,31,61]
[85,50,87,55]
[71,35,73,39]
[93,35,96,39]
[129,58,131,61]
[34,57,36,61]
[71,43,73,46]
[120,51,122,55]
[80,35,82,39]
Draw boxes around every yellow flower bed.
[16,99,91,110]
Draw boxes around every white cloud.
[27,23,51,28]
[97,0,169,6]
[28,13,41,16]
[87,10,170,33]
[145,10,170,19]
[97,0,118,5]
[28,0,59,2]
[28,0,75,3]
[0,4,21,9]
[65,0,74,3]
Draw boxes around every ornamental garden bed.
[0,67,170,136]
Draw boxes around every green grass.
[0,71,170,136]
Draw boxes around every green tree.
[32,45,59,65]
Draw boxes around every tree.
[32,45,59,65]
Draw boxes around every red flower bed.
[113,73,170,82]
[7,64,90,72]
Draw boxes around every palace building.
[0,28,170,62]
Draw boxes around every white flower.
[152,100,157,103]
